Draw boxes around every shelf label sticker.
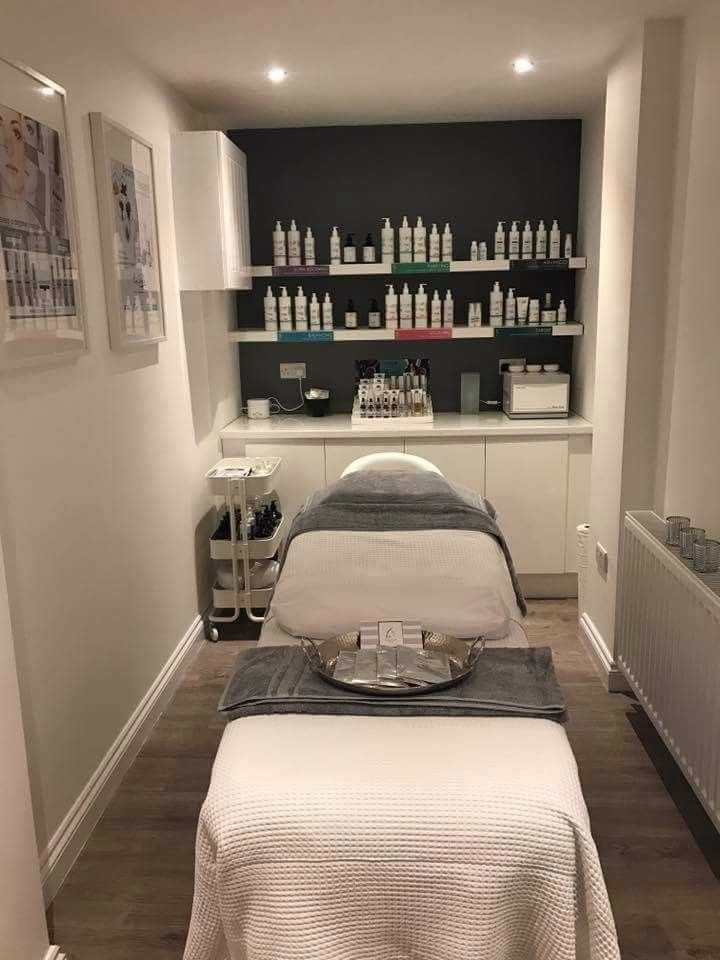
[509,258,569,271]
[272,264,330,277]
[391,261,451,275]
[495,325,553,337]
[278,330,334,342]
[394,328,452,341]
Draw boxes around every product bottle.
[344,233,357,263]
[558,299,567,324]
[479,241,488,261]
[368,298,381,328]
[522,220,533,260]
[272,220,286,266]
[304,227,316,265]
[415,283,428,328]
[509,221,520,260]
[329,226,341,265]
[385,283,399,328]
[505,287,516,325]
[443,289,454,328]
[564,233,573,258]
[309,291,321,329]
[381,218,394,263]
[489,281,504,327]
[549,219,561,259]
[529,298,540,324]
[470,240,479,261]
[428,223,440,262]
[430,289,442,327]
[363,233,376,263]
[263,285,278,331]
[399,216,412,263]
[441,222,453,262]
[541,291,556,324]
[278,286,292,330]
[345,298,358,328]
[294,285,308,330]
[399,282,413,328]
[287,219,301,265]
[536,220,547,259]
[322,292,334,330]
[413,216,427,262]
[494,221,506,260]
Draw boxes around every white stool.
[341,452,444,478]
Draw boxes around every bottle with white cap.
[304,227,315,265]
[294,285,308,330]
[322,292,334,329]
[443,289,454,328]
[430,289,442,328]
[278,286,292,330]
[399,282,413,328]
[381,218,395,263]
[413,216,427,262]
[309,291,321,329]
[415,283,428,328]
[398,216,412,263]
[441,222,453,262]
[272,220,286,266]
[549,219,561,258]
[263,285,278,331]
[470,240,479,261]
[329,226,341,265]
[564,233,573,258]
[536,220,547,259]
[505,287,516,325]
[428,223,440,262]
[522,220,533,260]
[287,219,301,265]
[479,241,488,260]
[494,221,506,260]
[489,281,504,327]
[508,221,520,260]
[385,283,399,328]
[557,299,567,324]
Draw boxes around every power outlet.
[280,362,306,380]
[595,542,609,578]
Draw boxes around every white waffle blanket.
[183,715,620,960]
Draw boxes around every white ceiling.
[103,0,692,127]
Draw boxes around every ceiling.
[100,0,692,127]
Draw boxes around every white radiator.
[616,510,720,832]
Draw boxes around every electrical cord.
[268,376,305,413]
[509,617,530,643]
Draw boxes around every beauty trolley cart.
[205,457,284,640]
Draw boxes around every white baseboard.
[579,612,630,693]
[40,615,205,905]
[44,947,65,960]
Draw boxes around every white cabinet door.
[404,439,485,495]
[218,137,252,290]
[564,435,592,573]
[324,440,404,484]
[485,437,568,574]
[244,441,326,527]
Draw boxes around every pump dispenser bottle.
[399,216,412,262]
[558,299,567,324]
[564,233,573,258]
[430,289,442,327]
[443,289,454,328]
[304,227,315,265]
[344,233,357,263]
[263,285,278,331]
[381,218,394,263]
[490,281,503,327]
[413,216,427,262]
[536,220,547,259]
[494,221,506,260]
[273,221,286,266]
[522,220,533,259]
[309,292,321,329]
[399,282,413,328]
[385,283,399,328]
[415,283,428,328]
[470,240,479,261]
[549,219,561,258]
[294,285,308,330]
[479,241,488,261]
[505,287,516,325]
[278,286,292,330]
[287,219,301,265]
[428,224,440,262]
[442,223,453,262]
[509,221,520,260]
[322,292,334,330]
[330,227,341,265]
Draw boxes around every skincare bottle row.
[483,282,568,327]
[385,283,454,329]
[488,220,572,261]
[272,220,316,266]
[264,285,334,331]
[332,218,452,265]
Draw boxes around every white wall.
[0,0,240,888]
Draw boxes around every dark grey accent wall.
[228,119,581,413]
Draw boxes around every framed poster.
[0,57,88,370]
[90,113,165,350]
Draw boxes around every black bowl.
[304,395,330,417]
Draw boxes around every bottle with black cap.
[368,298,381,328]
[362,234,376,263]
[344,233,356,263]
[344,298,358,328]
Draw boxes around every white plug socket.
[280,362,306,380]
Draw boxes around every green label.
[494,325,553,337]
[391,261,451,275]
[278,330,334,342]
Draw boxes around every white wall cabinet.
[324,440,404,484]
[404,439,486,496]
[171,131,251,291]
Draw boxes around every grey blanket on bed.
[283,470,527,615]
[219,645,565,721]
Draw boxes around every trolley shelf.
[212,584,274,609]
[205,456,281,495]
[210,515,285,561]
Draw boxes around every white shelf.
[212,583,273,609]
[251,257,586,278]
[228,323,583,343]
[210,514,286,560]
[205,456,281,495]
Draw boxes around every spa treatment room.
[2,1,720,958]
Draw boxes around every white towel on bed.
[183,715,620,960]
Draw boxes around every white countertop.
[220,412,593,441]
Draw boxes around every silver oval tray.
[301,631,485,697]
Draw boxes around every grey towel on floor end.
[219,645,566,722]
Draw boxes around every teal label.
[278,330,334,342]
[391,261,451,275]
[495,325,553,337]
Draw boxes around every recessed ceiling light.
[513,57,535,74]
[267,67,288,84]
[39,85,55,97]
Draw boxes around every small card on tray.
[359,620,423,649]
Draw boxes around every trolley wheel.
[209,626,220,642]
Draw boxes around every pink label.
[394,328,452,341]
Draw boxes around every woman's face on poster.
[0,105,26,198]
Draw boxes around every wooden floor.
[48,600,720,959]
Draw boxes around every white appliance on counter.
[502,371,570,419]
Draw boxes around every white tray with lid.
[205,457,281,495]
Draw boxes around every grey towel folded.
[219,645,566,721]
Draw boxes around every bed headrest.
[341,452,444,478]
